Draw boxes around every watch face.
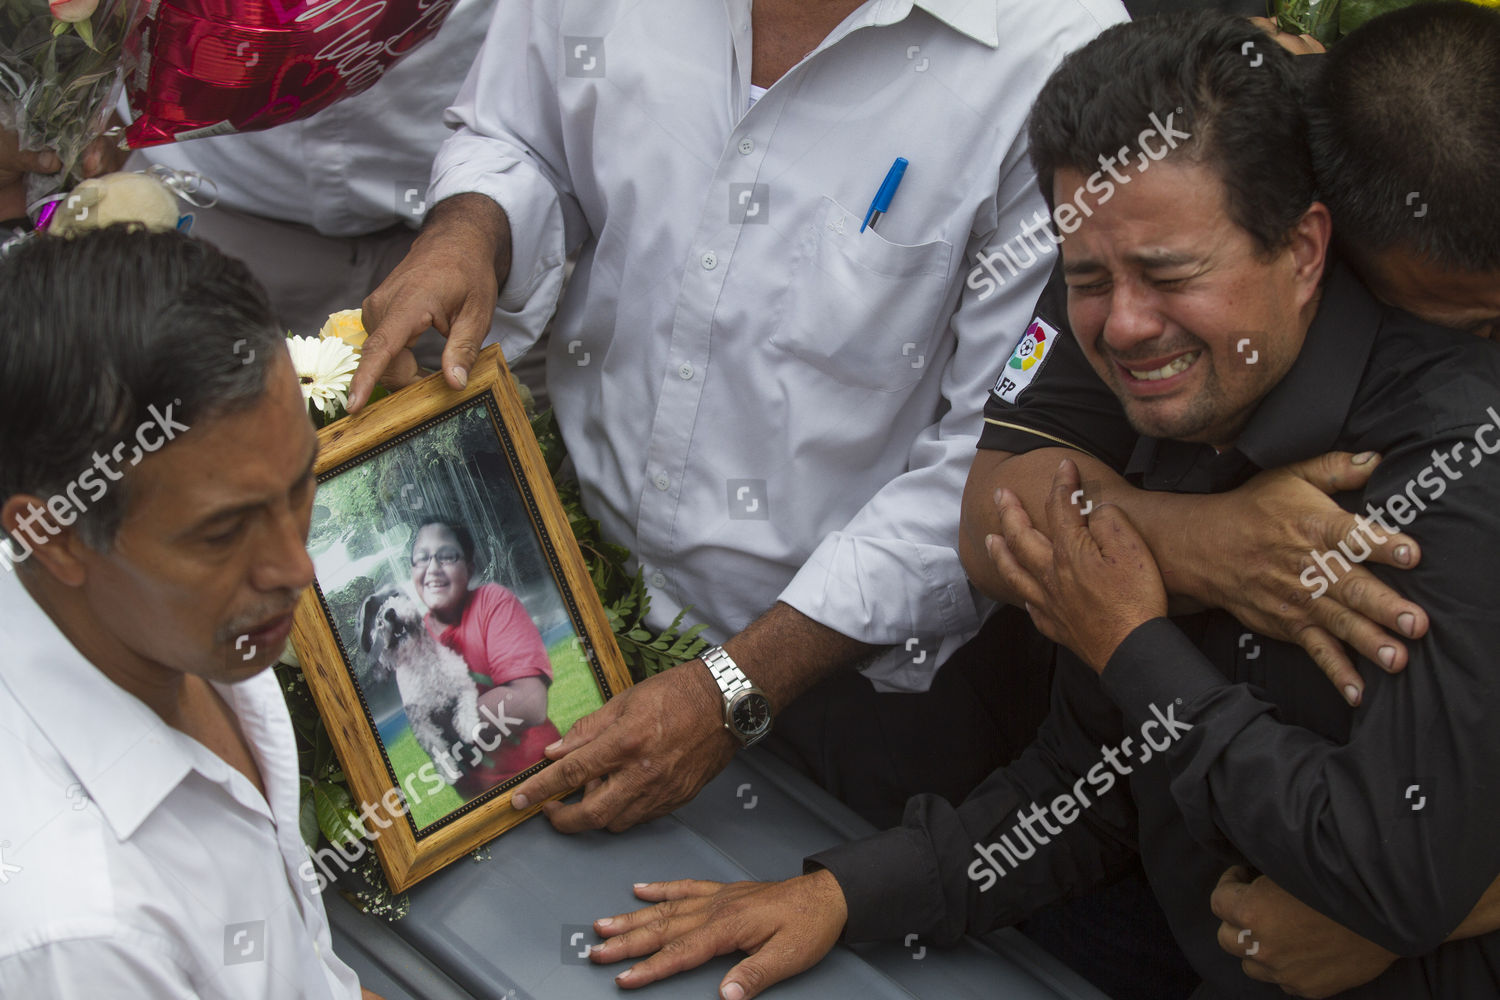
[731,692,772,737]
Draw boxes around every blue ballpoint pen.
[861,157,908,233]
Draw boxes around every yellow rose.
[319,309,368,351]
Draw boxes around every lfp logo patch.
[993,317,1058,403]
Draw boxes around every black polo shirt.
[810,263,1500,997]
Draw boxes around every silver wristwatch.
[701,645,773,747]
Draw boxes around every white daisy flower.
[286,334,359,415]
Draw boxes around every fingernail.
[1377,646,1396,670]
[1398,612,1416,636]
[38,151,60,171]
[1394,544,1411,566]
[722,984,746,1000]
[596,917,615,929]
[1352,451,1376,465]
[450,365,469,388]
[590,943,606,954]
[511,793,530,809]
[632,882,650,889]
[545,739,562,753]
[1344,684,1361,706]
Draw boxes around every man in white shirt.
[347,0,1129,835]
[0,228,377,1000]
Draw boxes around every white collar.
[0,568,281,842]
[873,0,1003,49]
[906,0,1002,48]
[723,0,1001,51]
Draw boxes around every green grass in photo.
[547,636,605,735]
[382,638,602,831]
[385,727,465,829]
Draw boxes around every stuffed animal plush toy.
[46,170,181,235]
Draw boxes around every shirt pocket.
[769,195,954,392]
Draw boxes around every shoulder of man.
[1352,306,1500,441]
[988,260,1071,408]
[0,699,133,958]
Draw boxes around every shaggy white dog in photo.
[359,588,480,785]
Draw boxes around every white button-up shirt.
[432,0,1126,690]
[135,0,494,238]
[0,570,362,999]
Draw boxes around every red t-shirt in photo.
[424,582,553,687]
[423,582,561,795]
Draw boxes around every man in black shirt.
[580,14,1500,1000]
[965,6,1500,993]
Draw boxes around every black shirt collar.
[1125,261,1381,492]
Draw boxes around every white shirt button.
[678,362,695,380]
[738,138,755,155]
[701,251,718,270]
[650,571,667,588]
[654,472,670,491]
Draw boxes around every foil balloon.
[123,0,454,148]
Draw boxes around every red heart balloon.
[124,0,455,147]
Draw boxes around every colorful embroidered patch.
[992,317,1058,403]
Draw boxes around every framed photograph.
[290,346,632,892]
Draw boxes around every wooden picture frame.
[290,346,631,892]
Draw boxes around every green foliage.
[532,406,710,678]
[605,570,711,678]
[1274,0,1443,44]
[1335,0,1423,35]
[312,781,366,847]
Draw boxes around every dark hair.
[409,519,477,567]
[0,227,283,550]
[1308,1,1500,273]
[1027,13,1315,256]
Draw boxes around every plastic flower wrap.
[0,0,141,212]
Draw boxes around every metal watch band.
[702,645,754,698]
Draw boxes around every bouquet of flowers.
[0,0,140,213]
[1276,0,1500,45]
